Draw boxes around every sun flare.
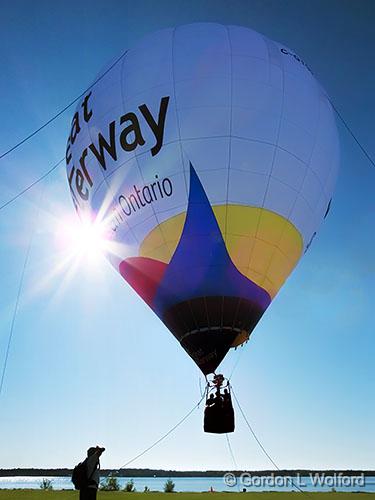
[56,215,109,264]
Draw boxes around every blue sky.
[0,0,374,471]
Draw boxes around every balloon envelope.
[66,23,339,374]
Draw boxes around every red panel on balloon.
[119,257,167,307]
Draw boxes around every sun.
[26,202,121,305]
[56,214,109,264]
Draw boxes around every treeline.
[0,468,374,478]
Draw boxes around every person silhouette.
[214,388,223,408]
[223,388,232,406]
[80,446,105,500]
[206,393,215,406]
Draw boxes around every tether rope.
[108,393,205,476]
[228,346,245,381]
[232,389,309,494]
[225,433,239,470]
[0,158,63,212]
[0,184,46,400]
[330,101,375,169]
[0,51,128,161]
[225,433,241,492]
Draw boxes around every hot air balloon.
[66,23,339,433]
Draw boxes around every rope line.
[331,101,375,169]
[225,433,241,492]
[225,433,239,470]
[228,346,245,381]
[0,158,63,212]
[0,50,127,161]
[0,185,46,399]
[232,389,307,494]
[112,393,205,473]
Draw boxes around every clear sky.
[0,0,374,472]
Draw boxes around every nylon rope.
[226,433,239,469]
[106,393,205,478]
[225,433,241,492]
[330,100,375,168]
[0,51,128,161]
[0,158,63,212]
[0,182,47,400]
[232,388,312,494]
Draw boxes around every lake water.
[0,475,374,492]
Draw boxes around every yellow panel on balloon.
[139,205,303,298]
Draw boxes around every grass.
[0,493,373,500]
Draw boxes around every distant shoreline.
[1,469,374,478]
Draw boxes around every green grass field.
[0,493,373,500]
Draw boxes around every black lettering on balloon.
[139,96,170,156]
[151,182,158,200]
[79,148,93,187]
[305,232,317,253]
[119,112,145,152]
[128,193,140,211]
[134,185,146,207]
[89,121,117,171]
[142,185,153,203]
[119,195,131,216]
[162,177,173,196]
[75,169,89,200]
[81,92,93,122]
[68,165,75,191]
[280,48,313,74]
[70,112,81,144]
[66,139,72,165]
[68,96,172,205]
[324,199,332,219]
[155,175,164,198]
[111,176,174,227]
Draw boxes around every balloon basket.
[203,374,235,434]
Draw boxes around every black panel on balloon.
[163,296,265,374]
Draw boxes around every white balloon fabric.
[66,23,339,374]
